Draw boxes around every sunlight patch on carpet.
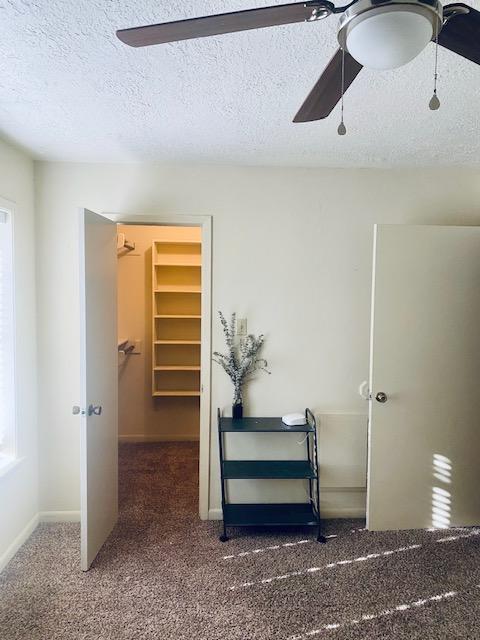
[229,544,421,591]
[288,588,464,639]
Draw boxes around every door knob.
[72,406,85,415]
[88,404,102,416]
[375,392,388,403]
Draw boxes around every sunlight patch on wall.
[433,453,452,485]
[432,454,452,529]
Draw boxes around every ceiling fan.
[116,0,480,123]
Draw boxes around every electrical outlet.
[134,339,142,354]
[237,318,247,336]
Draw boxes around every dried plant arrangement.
[213,311,270,418]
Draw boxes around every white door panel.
[367,225,480,531]
[79,209,118,570]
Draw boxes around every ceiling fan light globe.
[347,11,433,69]
[337,1,443,71]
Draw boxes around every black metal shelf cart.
[217,408,326,543]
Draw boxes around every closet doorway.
[115,217,211,522]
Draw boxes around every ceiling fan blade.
[439,3,480,65]
[293,49,362,123]
[116,2,327,48]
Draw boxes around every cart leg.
[310,413,326,544]
[219,522,229,542]
[218,413,229,542]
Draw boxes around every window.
[0,208,16,463]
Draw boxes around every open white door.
[79,209,118,570]
[367,224,480,531]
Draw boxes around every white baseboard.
[119,434,200,443]
[39,511,81,523]
[0,513,39,573]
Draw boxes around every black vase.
[232,403,243,420]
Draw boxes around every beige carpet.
[1,442,480,639]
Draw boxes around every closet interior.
[117,224,201,444]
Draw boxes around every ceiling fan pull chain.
[429,21,441,111]
[337,47,347,135]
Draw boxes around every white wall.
[0,137,38,569]
[34,162,480,517]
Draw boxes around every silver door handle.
[72,405,85,415]
[375,392,388,403]
[88,404,102,416]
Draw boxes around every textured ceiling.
[0,0,479,166]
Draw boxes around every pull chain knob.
[429,94,440,110]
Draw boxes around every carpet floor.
[1,442,480,639]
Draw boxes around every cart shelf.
[223,503,319,527]
[222,460,317,480]
[219,416,314,433]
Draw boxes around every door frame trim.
[366,223,378,530]
[106,213,212,521]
